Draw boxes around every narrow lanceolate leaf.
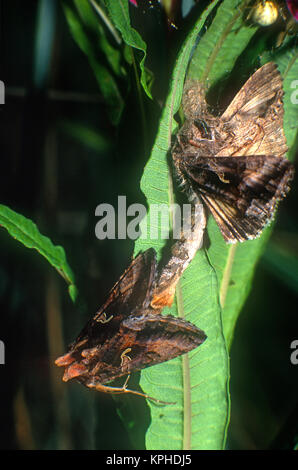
[62,0,124,125]
[103,0,152,98]
[208,49,298,347]
[134,0,230,450]
[0,205,77,301]
[206,218,271,346]
[188,0,256,84]
[270,49,298,156]
[186,0,298,348]
[75,0,124,77]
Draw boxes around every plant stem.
[176,283,192,450]
[220,244,237,308]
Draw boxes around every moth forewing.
[56,245,207,401]
[220,62,284,120]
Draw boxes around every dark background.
[0,0,297,450]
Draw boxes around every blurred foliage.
[0,0,297,450]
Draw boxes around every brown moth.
[55,204,207,403]
[172,62,294,243]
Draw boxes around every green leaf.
[188,0,257,84]
[261,47,298,158]
[0,205,77,302]
[132,0,297,448]
[208,45,298,346]
[187,0,298,348]
[62,0,124,124]
[134,0,230,450]
[59,119,111,152]
[103,0,152,98]
[82,0,126,76]
[207,219,271,346]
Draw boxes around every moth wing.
[122,312,206,371]
[94,248,157,319]
[220,62,288,158]
[221,62,282,120]
[200,193,261,243]
[73,312,207,385]
[182,155,294,243]
[57,312,206,385]
[55,249,157,369]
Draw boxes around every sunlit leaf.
[103,0,152,98]
[0,205,77,301]
[134,0,230,450]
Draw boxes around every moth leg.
[121,347,132,366]
[96,312,113,324]
[122,376,130,390]
[120,347,132,389]
[87,345,175,404]
[88,382,175,405]
[217,172,230,184]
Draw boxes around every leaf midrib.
[220,244,237,308]
[173,2,250,446]
[166,8,242,448]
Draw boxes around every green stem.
[282,50,298,79]
[176,283,192,450]
[167,61,192,448]
[220,244,237,308]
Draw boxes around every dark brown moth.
[172,62,294,243]
[55,205,207,402]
